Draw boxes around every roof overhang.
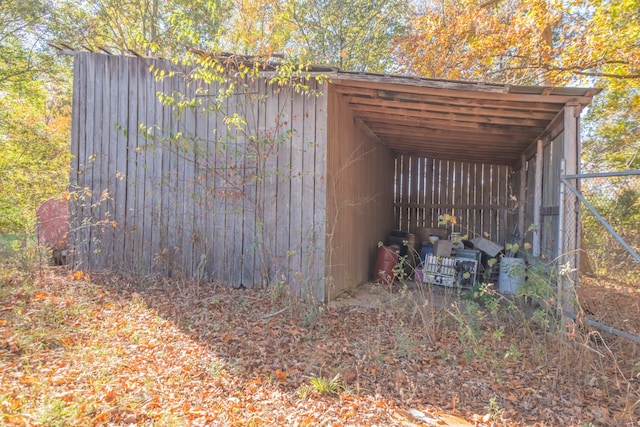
[331,72,601,165]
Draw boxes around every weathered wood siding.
[70,53,327,300]
[326,86,395,297]
[518,114,566,260]
[394,156,512,244]
[541,132,563,259]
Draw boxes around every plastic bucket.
[498,258,525,295]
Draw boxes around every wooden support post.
[559,104,580,319]
[533,139,543,256]
[518,154,526,243]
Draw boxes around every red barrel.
[373,246,399,284]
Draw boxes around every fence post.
[557,160,565,317]
[559,104,580,322]
[533,139,543,256]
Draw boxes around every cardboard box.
[433,240,453,257]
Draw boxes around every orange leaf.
[274,369,287,382]
[384,355,396,365]
[103,389,117,403]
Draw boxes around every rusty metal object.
[36,198,69,265]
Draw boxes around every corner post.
[559,103,581,319]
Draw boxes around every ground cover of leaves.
[1,269,638,426]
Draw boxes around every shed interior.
[325,73,599,297]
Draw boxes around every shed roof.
[330,72,600,165]
[57,48,600,165]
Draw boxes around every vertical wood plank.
[301,84,318,297]
[134,58,148,273]
[401,154,410,231]
[440,159,449,224]
[69,53,85,268]
[499,164,509,244]
[393,156,399,226]
[141,59,153,272]
[478,164,488,239]
[518,154,527,245]
[288,90,305,294]
[183,79,197,277]
[313,83,328,302]
[241,79,259,287]
[193,78,209,281]
[159,65,174,276]
[112,56,127,268]
[453,161,463,233]
[458,162,475,239]
[202,79,215,280]
[409,155,419,232]
[89,53,104,268]
[260,81,278,285]
[275,86,292,284]
[104,56,121,265]
[425,157,433,228]
[93,53,111,269]
[466,162,474,238]
[124,56,139,271]
[149,59,163,274]
[491,164,500,240]
[211,81,226,282]
[228,80,243,286]
[83,53,97,268]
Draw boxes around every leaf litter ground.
[1,269,638,426]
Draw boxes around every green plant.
[448,300,486,360]
[308,374,344,396]
[504,342,523,362]
[485,396,505,421]
[466,282,499,314]
[503,242,520,258]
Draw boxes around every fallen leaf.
[274,369,287,382]
[103,389,117,403]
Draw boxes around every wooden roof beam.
[345,96,557,121]
[350,104,550,127]
[332,78,596,105]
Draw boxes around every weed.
[269,277,288,301]
[448,300,486,360]
[485,396,505,421]
[208,359,226,378]
[504,342,523,362]
[301,304,323,328]
[308,374,344,396]
[394,329,420,359]
[298,383,311,399]
[492,326,505,342]
[466,281,499,314]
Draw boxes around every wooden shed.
[68,51,599,302]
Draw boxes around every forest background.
[1,0,638,236]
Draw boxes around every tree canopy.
[0,0,638,233]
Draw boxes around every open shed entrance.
[326,74,599,297]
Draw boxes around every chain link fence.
[564,170,640,339]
